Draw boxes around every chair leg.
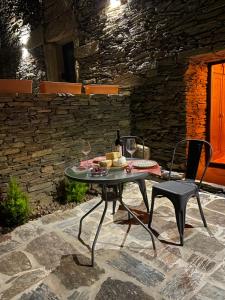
[174,208,185,246]
[196,192,207,227]
[148,193,155,228]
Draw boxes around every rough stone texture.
[185,232,225,258]
[0,94,130,206]
[210,265,225,285]
[160,268,202,300]
[0,183,225,299]
[2,0,225,168]
[188,207,225,227]
[108,251,165,287]
[68,290,89,300]
[0,240,20,256]
[1,269,46,300]
[19,283,60,300]
[75,0,225,165]
[206,199,225,212]
[25,232,76,270]
[52,254,105,290]
[95,277,154,300]
[0,251,32,276]
[193,283,225,300]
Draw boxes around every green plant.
[0,177,29,227]
[65,178,88,203]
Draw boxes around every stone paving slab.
[0,181,225,299]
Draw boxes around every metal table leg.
[78,199,104,239]
[78,185,108,266]
[118,183,156,250]
[135,179,150,213]
[91,199,108,266]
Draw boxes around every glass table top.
[65,167,148,185]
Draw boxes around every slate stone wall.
[2,0,225,167]
[0,94,130,206]
[75,0,225,164]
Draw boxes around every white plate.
[71,166,87,174]
[133,160,157,169]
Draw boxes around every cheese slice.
[105,152,120,160]
[100,160,112,168]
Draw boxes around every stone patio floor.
[0,180,225,300]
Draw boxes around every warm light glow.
[22,47,29,59]
[20,25,30,45]
[110,0,121,8]
[20,34,29,45]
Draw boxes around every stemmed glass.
[126,138,137,159]
[80,139,91,169]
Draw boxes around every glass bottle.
[115,129,122,155]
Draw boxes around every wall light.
[110,0,121,8]
[22,47,29,59]
[20,25,30,46]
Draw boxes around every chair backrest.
[169,139,212,186]
[120,136,145,159]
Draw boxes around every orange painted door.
[210,64,225,162]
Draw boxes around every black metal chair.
[148,139,212,245]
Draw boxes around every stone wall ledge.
[0,94,126,100]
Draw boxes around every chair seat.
[149,139,211,245]
[153,181,198,198]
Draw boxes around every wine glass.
[126,138,136,159]
[80,139,91,169]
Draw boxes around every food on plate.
[90,165,108,176]
[99,160,112,168]
[112,156,126,167]
[105,151,121,160]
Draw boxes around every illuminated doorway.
[210,63,225,164]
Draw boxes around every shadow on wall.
[0,19,21,79]
[129,58,187,167]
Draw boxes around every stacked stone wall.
[75,0,225,164]
[0,94,130,206]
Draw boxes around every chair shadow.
[149,223,198,246]
[71,253,93,267]
[114,204,155,250]
[114,204,149,225]
[78,235,91,252]
[115,203,198,247]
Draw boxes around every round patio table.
[65,167,156,266]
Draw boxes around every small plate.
[133,160,157,169]
[71,166,87,174]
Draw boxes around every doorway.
[62,41,75,82]
[210,63,225,164]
